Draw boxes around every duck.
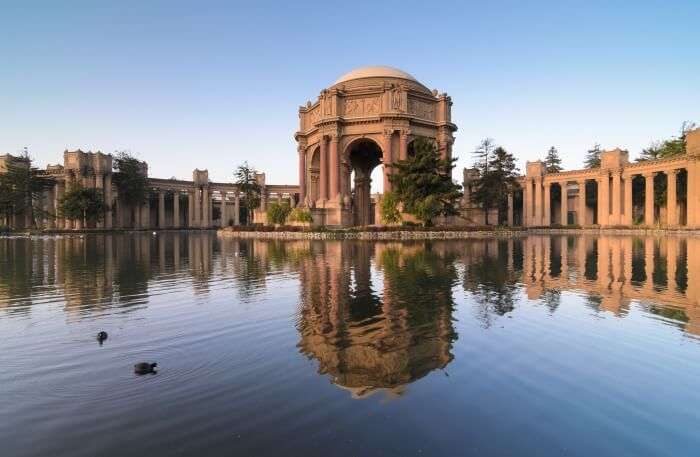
[96,331,108,343]
[134,362,158,375]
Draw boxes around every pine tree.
[544,146,562,173]
[471,142,519,225]
[584,143,602,169]
[234,162,262,225]
[388,137,462,226]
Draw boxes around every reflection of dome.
[334,65,418,85]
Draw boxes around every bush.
[266,201,291,225]
[0,225,9,234]
[380,192,402,224]
[288,208,313,223]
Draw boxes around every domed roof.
[334,66,418,85]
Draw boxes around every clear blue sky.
[1,0,698,184]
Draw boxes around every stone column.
[104,173,112,229]
[202,187,210,228]
[221,192,227,227]
[522,180,529,226]
[382,132,393,193]
[329,136,339,201]
[577,180,586,226]
[534,177,543,226]
[688,162,699,228]
[188,191,195,228]
[194,188,201,228]
[667,169,678,227]
[142,197,150,229]
[543,182,551,226]
[234,192,240,225]
[298,147,307,205]
[611,171,621,225]
[95,173,104,229]
[173,191,180,228]
[561,182,568,225]
[399,131,409,161]
[507,193,514,226]
[158,191,166,229]
[623,174,633,226]
[644,173,655,226]
[54,182,64,229]
[319,136,328,201]
[598,174,609,226]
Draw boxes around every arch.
[307,146,320,203]
[344,137,384,226]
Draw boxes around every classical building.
[513,128,700,229]
[294,66,457,227]
[0,149,299,230]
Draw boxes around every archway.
[347,139,383,226]
[307,147,320,204]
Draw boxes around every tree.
[638,121,697,162]
[266,200,291,225]
[470,142,519,225]
[584,143,602,169]
[380,191,402,224]
[234,162,262,225]
[388,137,462,227]
[0,149,55,229]
[113,151,148,208]
[59,185,106,225]
[544,146,563,173]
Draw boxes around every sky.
[1,0,699,185]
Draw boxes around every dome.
[334,66,418,85]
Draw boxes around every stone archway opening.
[347,139,383,226]
[308,147,320,204]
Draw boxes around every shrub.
[380,191,402,224]
[288,208,313,223]
[266,201,291,225]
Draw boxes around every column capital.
[667,168,679,176]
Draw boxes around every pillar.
[104,173,112,229]
[688,162,700,228]
[173,192,180,228]
[188,191,195,228]
[598,174,609,226]
[54,182,64,229]
[194,188,201,228]
[623,174,633,226]
[158,191,166,229]
[543,182,551,226]
[399,131,408,161]
[234,192,240,225]
[141,198,150,229]
[611,171,621,225]
[95,173,104,229]
[298,147,307,205]
[383,132,393,193]
[578,180,586,226]
[507,193,514,226]
[319,136,328,201]
[221,192,227,227]
[644,173,655,226]
[667,169,678,227]
[560,182,568,225]
[522,180,529,226]
[329,136,339,201]
[202,187,210,228]
[534,177,543,226]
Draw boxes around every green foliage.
[288,207,313,223]
[388,137,462,227]
[266,201,291,225]
[234,162,262,225]
[0,150,55,228]
[470,141,520,225]
[60,185,106,223]
[584,143,602,169]
[638,121,696,161]
[113,151,148,207]
[380,191,402,224]
[544,146,563,173]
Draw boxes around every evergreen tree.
[388,137,462,226]
[544,146,563,173]
[471,141,519,225]
[584,143,602,169]
[113,151,148,207]
[638,121,697,161]
[59,185,106,225]
[234,161,262,225]
[0,149,55,228]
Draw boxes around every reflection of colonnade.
[296,241,457,398]
[522,235,700,334]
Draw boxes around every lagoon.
[1,233,699,457]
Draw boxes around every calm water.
[1,233,699,457]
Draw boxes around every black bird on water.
[97,331,108,344]
[134,362,158,375]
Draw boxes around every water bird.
[134,362,158,375]
[96,331,108,343]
